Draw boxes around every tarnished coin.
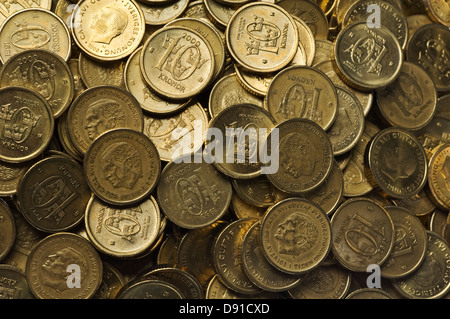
[265,118,333,194]
[0,49,74,119]
[232,175,288,208]
[423,0,450,27]
[342,0,408,49]
[407,23,450,92]
[16,156,91,233]
[26,232,103,299]
[288,264,351,299]
[231,192,267,220]
[266,65,338,131]
[0,265,34,299]
[429,209,448,239]
[0,159,36,196]
[391,190,437,217]
[140,26,215,100]
[124,47,191,115]
[365,127,428,199]
[333,22,403,91]
[380,206,427,279]
[0,87,54,163]
[0,198,15,261]
[67,85,144,156]
[427,143,450,211]
[72,0,145,61]
[143,102,208,162]
[208,73,264,118]
[242,221,304,292]
[225,2,299,73]
[0,8,71,64]
[84,129,161,206]
[346,288,393,299]
[208,103,277,179]
[393,231,450,299]
[376,61,437,131]
[84,195,161,258]
[260,198,332,274]
[78,53,125,89]
[213,218,262,294]
[117,279,184,299]
[157,153,232,229]
[327,86,364,156]
[139,0,189,25]
[330,197,395,272]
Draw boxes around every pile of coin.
[0,0,449,299]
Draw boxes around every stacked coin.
[0,0,449,300]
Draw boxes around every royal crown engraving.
[0,103,41,143]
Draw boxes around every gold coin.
[78,53,126,89]
[330,197,395,272]
[208,73,264,118]
[140,26,215,100]
[16,156,91,233]
[124,47,191,115]
[260,198,332,274]
[365,127,428,199]
[182,0,211,21]
[67,85,144,156]
[72,0,145,61]
[117,278,184,299]
[291,16,315,66]
[333,22,403,91]
[0,198,15,262]
[0,159,37,196]
[342,0,409,50]
[423,0,450,27]
[312,39,333,66]
[84,128,161,206]
[0,87,54,163]
[345,288,393,299]
[406,23,450,92]
[0,265,34,299]
[266,65,338,131]
[415,102,450,155]
[391,190,437,217]
[427,143,450,211]
[0,49,74,119]
[226,2,299,73]
[380,206,427,279]
[204,0,237,30]
[84,194,161,258]
[93,262,127,299]
[156,153,232,229]
[231,192,267,220]
[234,64,274,97]
[376,61,437,131]
[0,0,51,26]
[208,103,277,179]
[25,232,103,299]
[393,231,450,299]
[406,14,433,46]
[0,8,71,64]
[139,0,190,25]
[265,118,334,194]
[68,59,87,98]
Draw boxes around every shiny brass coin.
[316,0,337,16]
[209,73,264,118]
[292,16,315,66]
[0,265,34,299]
[345,288,393,299]
[266,65,338,131]
[225,2,299,73]
[203,0,237,30]
[0,8,71,64]
[0,198,15,261]
[124,47,191,115]
[72,0,145,61]
[393,231,450,299]
[380,206,427,279]
[234,64,274,97]
[215,0,252,8]
[0,159,36,196]
[182,0,211,21]
[265,118,333,194]
[0,0,51,25]
[26,232,103,299]
[288,264,351,299]
[139,0,189,25]
[78,53,125,89]
[330,197,395,272]
[260,198,332,274]
[84,128,161,206]
[157,153,232,229]
[140,26,215,100]
[423,0,450,27]
[407,23,450,92]
[335,0,354,25]
[93,262,126,299]
[376,61,437,131]
[0,49,74,118]
[54,0,77,28]
[231,192,267,220]
[312,39,333,66]
[68,59,87,98]
[276,0,329,40]
[0,87,54,163]
[67,85,144,156]
[16,156,91,233]
[242,221,304,292]
[365,127,428,199]
[327,86,364,156]
[84,195,161,258]
[333,22,403,92]
[342,0,408,50]
[213,218,262,294]
[427,143,450,211]
[117,279,184,299]
[143,102,208,162]
[208,103,277,179]
[56,112,84,163]
[415,105,450,156]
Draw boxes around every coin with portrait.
[428,144,450,211]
